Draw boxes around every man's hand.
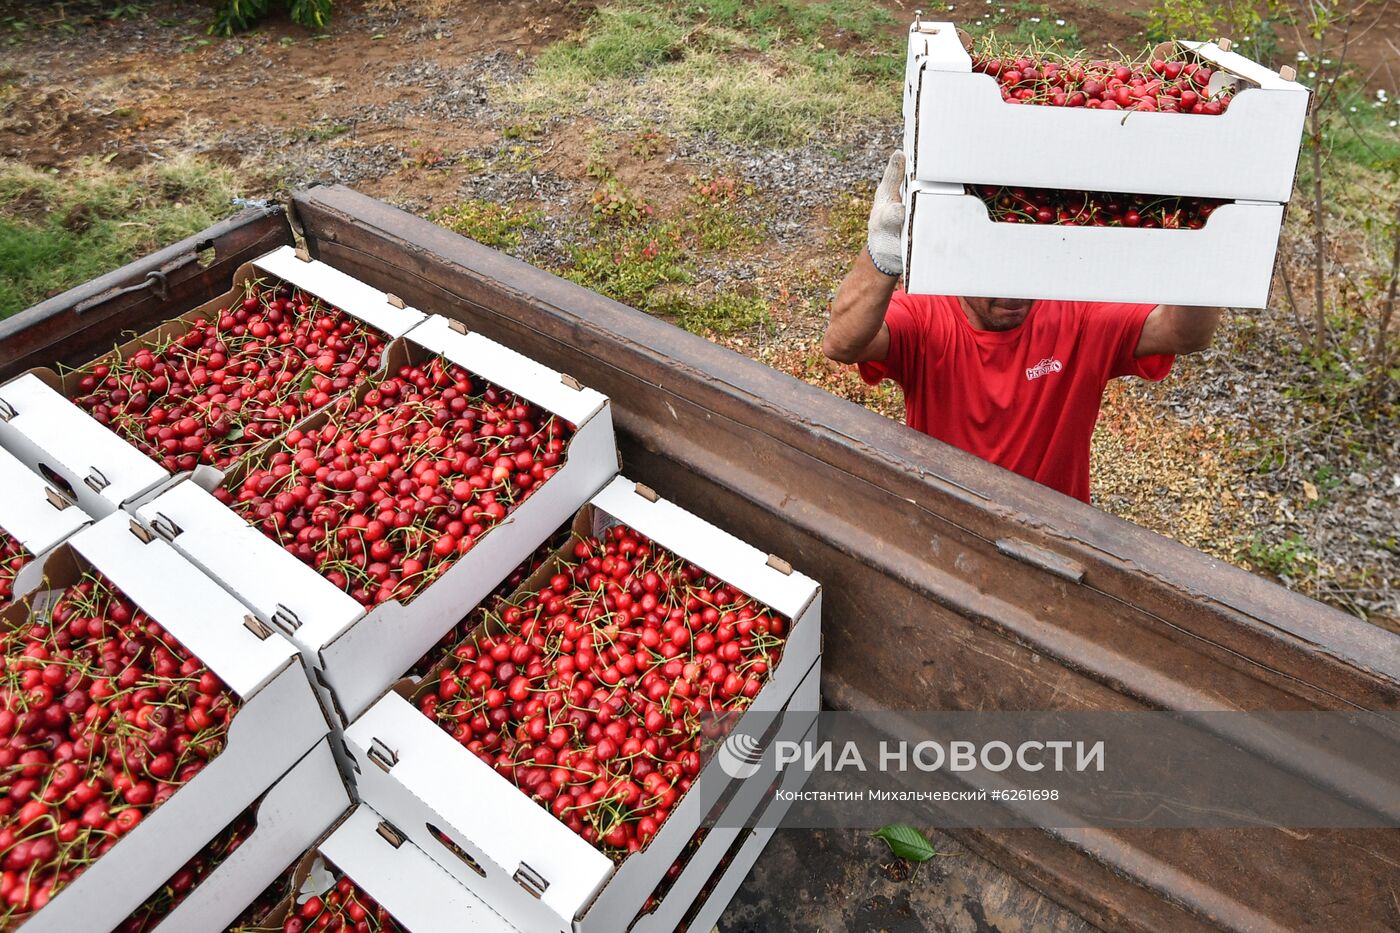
[823,151,907,364]
[866,151,906,278]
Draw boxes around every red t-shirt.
[857,292,1173,503]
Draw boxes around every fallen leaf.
[1303,480,1319,501]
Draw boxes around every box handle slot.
[427,823,488,878]
[765,554,794,576]
[44,488,72,511]
[367,737,398,773]
[36,465,76,501]
[149,512,182,542]
[633,482,659,503]
[447,319,469,335]
[242,614,273,640]
[514,861,549,898]
[386,293,406,309]
[128,520,155,544]
[270,604,302,635]
[0,398,15,422]
[560,373,584,391]
[376,820,406,849]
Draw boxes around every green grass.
[923,0,1082,49]
[503,0,901,148]
[829,185,872,252]
[562,220,691,308]
[1247,531,1318,580]
[432,199,544,250]
[660,291,773,335]
[677,0,896,48]
[1324,89,1400,173]
[534,6,689,80]
[647,46,898,146]
[557,169,770,334]
[0,156,238,319]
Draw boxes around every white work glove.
[866,151,906,278]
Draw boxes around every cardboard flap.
[1182,39,1309,91]
[321,805,522,933]
[346,693,613,923]
[134,481,364,650]
[590,476,819,620]
[907,19,970,70]
[0,446,89,553]
[254,245,426,339]
[67,514,299,698]
[406,315,608,426]
[0,373,168,511]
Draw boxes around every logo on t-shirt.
[1025,358,1064,381]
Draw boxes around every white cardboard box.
[135,313,618,725]
[655,719,817,933]
[343,475,822,933]
[0,372,171,518]
[903,180,1284,307]
[248,804,517,933]
[669,760,810,933]
[628,660,820,933]
[250,245,427,341]
[11,513,329,933]
[0,444,90,606]
[903,21,1309,202]
[143,737,353,933]
[0,246,425,517]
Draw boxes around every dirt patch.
[0,89,146,166]
[0,0,585,175]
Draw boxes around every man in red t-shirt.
[823,154,1223,503]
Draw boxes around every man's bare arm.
[1135,304,1223,357]
[823,249,897,363]
[823,152,904,364]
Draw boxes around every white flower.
[1030,15,1040,22]
[1055,18,1065,25]
[1391,120,1398,128]
[1307,70,1317,78]
[1376,88,1387,100]
[1349,105,1358,112]
[1296,50,1308,60]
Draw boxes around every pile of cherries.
[0,574,236,925]
[70,281,387,474]
[971,184,1226,228]
[419,524,788,860]
[220,355,572,608]
[278,871,404,933]
[972,50,1235,113]
[115,808,256,933]
[409,528,572,678]
[0,533,29,606]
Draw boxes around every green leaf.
[872,824,936,862]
